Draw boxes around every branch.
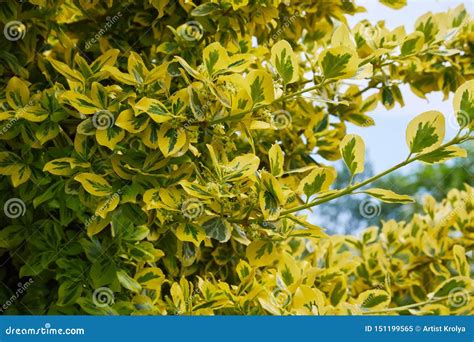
[280,134,471,216]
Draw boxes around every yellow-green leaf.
[406,110,445,154]
[419,146,467,164]
[157,123,186,157]
[49,59,85,84]
[43,158,74,176]
[135,267,165,290]
[453,245,469,276]
[297,167,336,198]
[259,171,285,220]
[356,289,391,310]
[179,180,214,199]
[74,173,113,197]
[331,24,356,50]
[175,223,206,246]
[116,109,149,133]
[128,52,148,84]
[318,46,359,79]
[223,154,260,182]
[431,276,472,298]
[96,126,125,150]
[95,195,120,218]
[268,144,284,177]
[340,134,365,176]
[6,77,30,109]
[102,65,137,85]
[380,0,406,9]
[201,217,232,242]
[400,32,425,56]
[19,105,49,122]
[11,164,31,187]
[270,40,299,84]
[246,240,279,267]
[453,80,474,129]
[203,42,229,76]
[90,49,120,73]
[135,97,173,123]
[363,188,414,203]
[60,91,102,115]
[117,270,142,293]
[0,152,21,175]
[247,70,274,105]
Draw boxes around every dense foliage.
[0,0,473,315]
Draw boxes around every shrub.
[0,0,472,315]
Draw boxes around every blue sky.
[344,0,473,173]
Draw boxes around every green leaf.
[202,217,232,242]
[77,297,118,315]
[90,258,117,288]
[191,3,220,16]
[57,280,83,306]
[117,270,142,293]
